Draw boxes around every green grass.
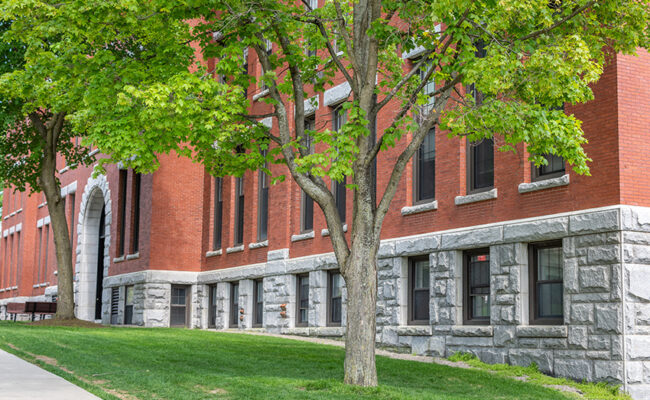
[0,322,608,400]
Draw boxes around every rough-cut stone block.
[509,349,553,373]
[323,81,351,106]
[628,265,650,302]
[625,244,650,265]
[595,304,621,334]
[493,326,516,347]
[454,189,498,206]
[503,217,568,242]
[570,303,594,323]
[569,210,619,235]
[621,207,650,232]
[628,385,650,400]
[378,242,396,258]
[568,326,589,349]
[540,338,568,349]
[516,325,568,338]
[554,358,592,381]
[451,326,494,337]
[395,235,440,255]
[446,336,493,347]
[396,325,432,336]
[441,227,502,250]
[627,336,650,360]
[587,246,620,264]
[579,266,610,291]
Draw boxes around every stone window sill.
[396,325,432,336]
[113,256,125,263]
[89,148,100,156]
[451,326,494,337]
[455,188,498,206]
[321,224,347,237]
[401,200,438,216]
[291,231,315,242]
[226,245,245,254]
[516,325,567,338]
[206,249,222,257]
[59,166,70,174]
[518,174,570,194]
[252,89,270,101]
[38,202,47,209]
[249,240,269,250]
[126,252,140,261]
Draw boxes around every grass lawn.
[0,322,615,399]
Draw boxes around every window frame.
[117,169,128,257]
[208,284,218,329]
[413,128,436,204]
[295,274,310,327]
[170,285,190,328]
[131,173,141,254]
[529,240,564,325]
[213,177,223,250]
[230,282,240,328]
[331,105,347,223]
[463,248,491,325]
[253,279,264,327]
[257,163,269,242]
[408,256,430,325]
[532,153,566,182]
[234,176,245,246]
[124,285,134,325]
[300,116,316,233]
[467,138,494,194]
[327,270,343,327]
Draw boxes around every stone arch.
[75,172,112,322]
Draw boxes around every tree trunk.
[39,123,75,320]
[342,221,379,386]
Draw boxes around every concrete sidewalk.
[0,349,100,400]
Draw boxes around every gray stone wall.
[96,205,650,399]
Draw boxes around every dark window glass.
[296,274,309,326]
[234,177,245,245]
[409,258,430,324]
[208,285,218,328]
[328,271,343,326]
[258,161,269,241]
[117,169,128,257]
[469,138,494,192]
[530,242,564,324]
[332,107,347,223]
[68,193,75,245]
[213,178,223,250]
[230,283,239,328]
[253,279,264,327]
[131,173,141,253]
[170,286,188,327]
[301,117,315,232]
[124,286,134,325]
[534,153,565,180]
[464,250,490,324]
[415,129,435,202]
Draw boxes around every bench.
[5,302,57,321]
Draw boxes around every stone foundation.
[4,205,648,398]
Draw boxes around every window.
[468,138,494,193]
[307,0,318,9]
[414,129,435,203]
[296,274,309,327]
[301,116,315,232]
[230,282,239,328]
[124,286,134,325]
[170,286,189,327]
[328,271,343,326]
[409,257,430,325]
[418,60,436,118]
[264,38,273,55]
[208,285,218,328]
[332,107,347,223]
[257,162,269,242]
[253,279,264,327]
[533,153,565,181]
[234,176,245,245]
[117,169,128,257]
[36,227,43,284]
[529,241,563,325]
[131,173,141,254]
[463,249,490,325]
[43,225,50,281]
[242,48,249,98]
[213,178,223,250]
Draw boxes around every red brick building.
[1,45,649,397]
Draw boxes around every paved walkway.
[0,349,100,400]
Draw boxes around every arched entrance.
[76,175,111,322]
